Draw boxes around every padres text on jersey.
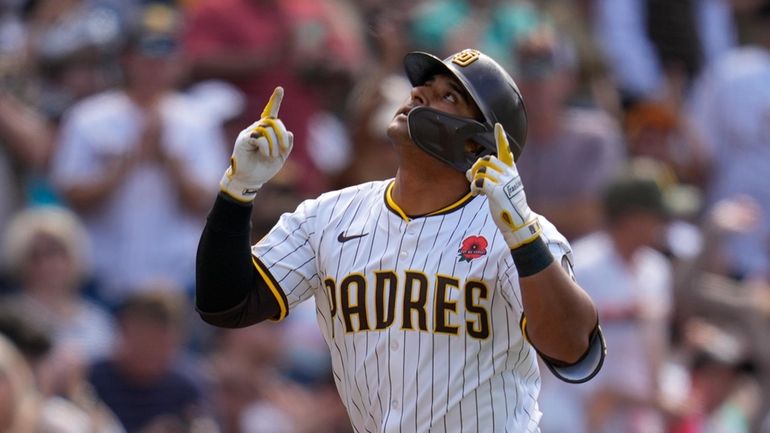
[252,180,573,433]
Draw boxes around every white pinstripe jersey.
[252,180,573,433]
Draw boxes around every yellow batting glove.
[220,87,294,202]
[466,123,541,249]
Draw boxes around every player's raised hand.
[466,123,541,249]
[220,86,294,202]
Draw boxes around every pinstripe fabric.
[252,180,571,433]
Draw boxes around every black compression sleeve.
[195,193,281,326]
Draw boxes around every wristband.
[510,237,554,277]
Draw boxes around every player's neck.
[392,164,470,217]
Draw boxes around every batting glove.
[466,123,541,250]
[220,87,294,202]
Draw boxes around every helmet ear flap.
[407,107,495,172]
[469,130,525,162]
[464,131,496,161]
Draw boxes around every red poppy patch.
[458,235,488,262]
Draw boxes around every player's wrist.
[501,218,541,249]
[219,172,263,203]
[510,236,553,278]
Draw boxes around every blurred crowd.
[1,0,770,432]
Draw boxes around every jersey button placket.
[400,220,420,260]
[390,340,399,351]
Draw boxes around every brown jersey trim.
[252,255,289,321]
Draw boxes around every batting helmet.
[404,49,528,172]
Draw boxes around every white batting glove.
[466,123,542,250]
[220,87,294,202]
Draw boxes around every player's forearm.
[518,252,598,363]
[195,193,281,326]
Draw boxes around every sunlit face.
[622,212,667,249]
[118,317,182,380]
[123,49,182,95]
[21,233,78,292]
[387,74,482,145]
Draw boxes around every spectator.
[584,173,677,433]
[593,0,736,106]
[50,4,226,304]
[687,3,770,284]
[671,195,770,431]
[408,0,541,74]
[0,334,41,433]
[183,79,247,156]
[514,25,625,241]
[669,320,760,433]
[88,290,210,433]
[538,0,622,117]
[623,101,710,189]
[0,0,121,223]
[340,9,409,186]
[0,93,53,253]
[206,326,294,433]
[0,0,57,244]
[540,171,674,433]
[205,307,351,433]
[183,0,322,196]
[680,16,770,422]
[0,304,124,433]
[26,0,125,122]
[1,205,114,362]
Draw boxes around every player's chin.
[386,115,410,144]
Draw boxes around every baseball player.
[196,49,606,432]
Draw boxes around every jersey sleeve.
[251,198,320,314]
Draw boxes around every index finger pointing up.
[494,123,513,166]
[261,86,284,119]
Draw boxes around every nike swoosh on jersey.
[337,232,369,243]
